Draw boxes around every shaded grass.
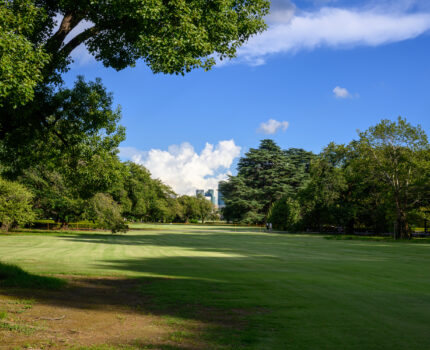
[0,262,65,289]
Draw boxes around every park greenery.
[0,0,266,231]
[0,225,429,349]
[0,1,428,237]
[1,2,430,349]
[220,117,430,239]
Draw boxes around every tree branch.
[45,13,83,54]
[58,26,99,59]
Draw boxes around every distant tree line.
[219,118,430,239]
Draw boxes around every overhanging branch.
[58,26,99,59]
[45,12,83,54]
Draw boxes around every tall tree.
[298,143,349,231]
[16,77,126,226]
[220,140,312,223]
[354,117,430,239]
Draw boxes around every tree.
[298,143,349,231]
[178,195,199,223]
[220,140,312,223]
[196,194,214,223]
[0,178,35,231]
[15,78,126,225]
[115,162,152,221]
[344,143,393,233]
[354,117,430,239]
[21,167,84,226]
[85,193,128,233]
[0,76,125,175]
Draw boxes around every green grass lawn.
[1,225,430,349]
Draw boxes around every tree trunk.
[396,210,410,239]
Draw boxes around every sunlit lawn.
[0,224,429,349]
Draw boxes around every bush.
[0,178,35,232]
[85,193,128,233]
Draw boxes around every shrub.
[85,193,128,233]
[0,178,35,232]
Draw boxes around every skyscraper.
[218,184,225,208]
[205,189,216,206]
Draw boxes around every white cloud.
[237,6,430,65]
[267,0,296,23]
[333,86,350,98]
[119,140,241,196]
[258,119,289,134]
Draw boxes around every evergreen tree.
[220,139,313,223]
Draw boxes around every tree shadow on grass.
[0,255,270,350]
[0,262,65,289]
[56,231,289,255]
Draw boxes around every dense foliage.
[219,140,314,223]
[0,177,35,231]
[220,119,430,238]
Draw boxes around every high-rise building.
[196,189,204,197]
[205,189,216,206]
[218,184,225,208]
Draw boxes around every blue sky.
[63,0,430,196]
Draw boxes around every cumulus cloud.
[258,119,289,135]
[237,6,430,65]
[333,86,350,98]
[119,140,241,196]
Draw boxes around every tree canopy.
[354,117,430,238]
[0,0,49,106]
[219,139,313,223]
[0,177,35,232]
[1,0,269,88]
[0,0,269,170]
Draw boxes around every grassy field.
[0,225,430,349]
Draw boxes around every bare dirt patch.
[0,276,209,350]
